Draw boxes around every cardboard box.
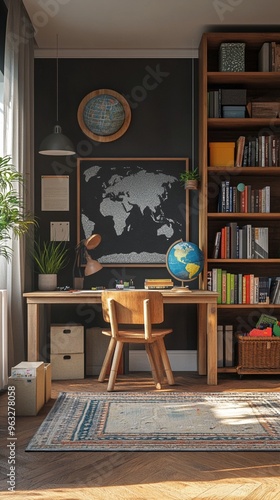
[50,324,84,354]
[44,363,51,402]
[219,42,245,72]
[209,142,235,167]
[9,362,45,416]
[50,353,84,380]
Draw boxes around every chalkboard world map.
[79,160,186,264]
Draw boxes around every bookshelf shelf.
[199,32,280,376]
[209,118,280,130]
[208,213,280,220]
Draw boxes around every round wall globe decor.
[77,89,131,142]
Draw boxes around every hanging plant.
[179,168,200,190]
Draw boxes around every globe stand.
[171,282,192,292]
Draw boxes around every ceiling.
[22,0,280,58]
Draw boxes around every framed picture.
[77,89,131,143]
[77,158,189,267]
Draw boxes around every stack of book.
[144,278,174,290]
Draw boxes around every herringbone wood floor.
[1,372,280,500]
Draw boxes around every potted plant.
[33,240,69,291]
[0,155,35,260]
[179,168,200,190]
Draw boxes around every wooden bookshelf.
[198,32,280,374]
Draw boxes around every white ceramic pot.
[38,274,57,291]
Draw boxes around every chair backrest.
[101,290,164,332]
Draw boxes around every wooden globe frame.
[77,89,131,143]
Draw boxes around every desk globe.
[166,239,204,290]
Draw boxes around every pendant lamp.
[39,35,75,156]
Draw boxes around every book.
[212,231,221,258]
[217,325,224,368]
[253,227,268,259]
[258,42,270,72]
[235,136,245,167]
[258,276,271,303]
[224,325,234,367]
[269,277,280,303]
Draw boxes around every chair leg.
[98,337,117,382]
[157,338,175,386]
[150,342,165,383]
[145,344,162,390]
[107,341,124,392]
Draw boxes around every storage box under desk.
[50,353,84,380]
[50,324,84,354]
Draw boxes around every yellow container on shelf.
[209,142,235,167]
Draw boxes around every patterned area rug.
[26,391,280,452]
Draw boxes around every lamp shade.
[39,125,76,156]
[84,253,103,276]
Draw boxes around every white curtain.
[0,0,34,371]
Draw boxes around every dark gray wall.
[34,57,199,351]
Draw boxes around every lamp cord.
[56,34,59,123]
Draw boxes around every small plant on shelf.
[179,168,200,190]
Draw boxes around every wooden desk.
[23,290,218,385]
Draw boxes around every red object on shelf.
[248,327,272,337]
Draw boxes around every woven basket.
[238,335,280,369]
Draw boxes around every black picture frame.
[77,158,189,267]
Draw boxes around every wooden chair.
[98,290,175,391]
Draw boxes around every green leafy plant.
[179,168,200,183]
[0,155,36,260]
[33,240,69,274]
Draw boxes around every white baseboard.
[129,350,197,372]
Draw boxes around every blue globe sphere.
[166,240,204,284]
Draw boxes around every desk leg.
[206,302,217,385]
[197,304,207,375]
[27,303,40,361]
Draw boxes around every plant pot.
[185,180,198,190]
[38,274,57,291]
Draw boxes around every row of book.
[218,180,270,213]
[217,325,234,368]
[212,224,268,259]
[207,269,272,305]
[235,135,280,167]
[258,42,280,72]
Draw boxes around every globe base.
[171,285,192,293]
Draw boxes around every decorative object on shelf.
[77,89,131,143]
[219,42,245,72]
[209,142,235,167]
[166,239,204,290]
[179,168,200,190]
[0,156,36,260]
[73,234,103,289]
[33,240,69,291]
[39,35,75,156]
